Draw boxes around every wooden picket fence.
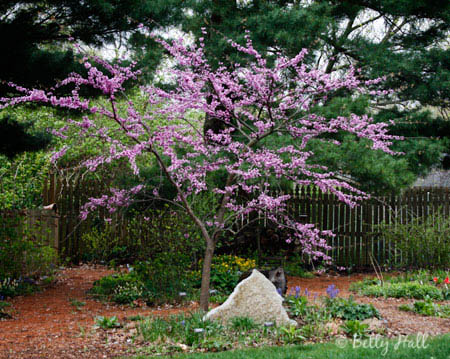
[39,172,450,267]
[276,186,449,266]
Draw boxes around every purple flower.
[276,287,282,296]
[326,284,339,299]
[304,288,309,296]
[295,286,301,298]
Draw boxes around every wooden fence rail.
[38,174,450,267]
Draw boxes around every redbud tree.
[1,33,400,310]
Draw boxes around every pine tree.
[162,0,450,192]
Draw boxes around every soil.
[1,266,449,358]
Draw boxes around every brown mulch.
[0,265,198,359]
[1,267,449,358]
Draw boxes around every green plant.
[283,254,315,278]
[136,312,226,349]
[0,214,57,291]
[193,255,257,295]
[360,282,443,300]
[0,300,12,319]
[69,298,86,310]
[399,297,450,318]
[128,315,144,321]
[77,325,87,338]
[377,210,450,268]
[113,281,145,304]
[229,317,258,332]
[341,320,369,338]
[156,334,450,359]
[349,277,379,292]
[94,316,121,329]
[209,293,228,304]
[137,316,172,342]
[278,325,305,344]
[287,295,309,317]
[0,151,50,210]
[80,203,206,265]
[325,296,380,321]
[90,255,195,306]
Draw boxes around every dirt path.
[1,267,448,358]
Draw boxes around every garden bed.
[0,266,449,358]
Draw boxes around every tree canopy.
[165,0,449,192]
[1,0,449,191]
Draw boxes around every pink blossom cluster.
[0,32,402,261]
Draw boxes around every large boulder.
[239,267,287,295]
[204,269,296,327]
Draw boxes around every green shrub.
[135,312,286,354]
[360,282,443,300]
[285,295,332,325]
[229,317,258,332]
[90,255,195,305]
[284,254,315,278]
[348,278,379,292]
[377,210,450,268]
[287,295,309,318]
[0,214,57,298]
[0,300,12,319]
[0,151,50,210]
[137,312,226,348]
[325,296,380,321]
[80,204,207,265]
[278,325,305,344]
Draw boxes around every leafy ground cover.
[349,270,450,300]
[126,284,382,356]
[399,298,450,318]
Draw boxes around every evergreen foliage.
[160,0,450,191]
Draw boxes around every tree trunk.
[199,238,216,311]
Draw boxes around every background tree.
[0,0,182,156]
[144,0,449,193]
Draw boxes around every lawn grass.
[132,334,450,359]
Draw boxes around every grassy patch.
[137,334,450,359]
